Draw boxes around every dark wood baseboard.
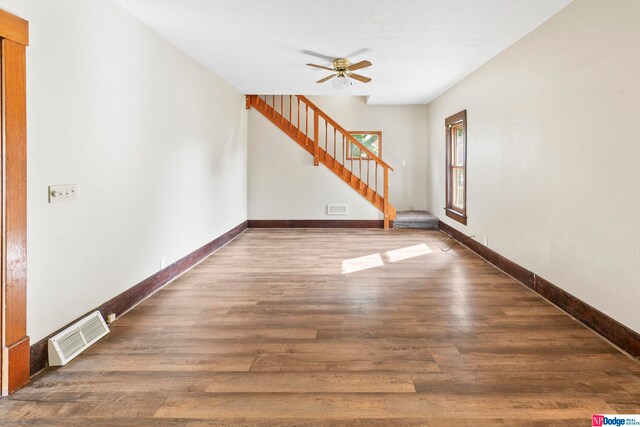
[438,221,640,359]
[29,221,248,376]
[248,219,386,228]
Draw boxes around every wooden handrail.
[296,95,394,172]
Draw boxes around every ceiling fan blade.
[301,49,336,62]
[307,63,335,71]
[343,48,370,60]
[317,74,337,83]
[349,73,371,83]
[348,60,372,71]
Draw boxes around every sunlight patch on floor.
[385,243,432,263]
[341,253,385,274]
[342,243,432,274]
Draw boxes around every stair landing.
[393,210,438,229]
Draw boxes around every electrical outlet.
[106,313,116,324]
[48,184,76,203]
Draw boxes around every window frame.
[347,131,382,160]
[445,110,468,225]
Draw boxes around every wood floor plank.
[204,372,416,393]
[60,354,255,372]
[0,228,638,424]
[154,393,615,420]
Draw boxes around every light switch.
[48,184,76,203]
[401,160,407,167]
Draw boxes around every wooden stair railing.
[246,94,396,229]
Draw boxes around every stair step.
[393,210,439,229]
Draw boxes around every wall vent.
[327,204,348,215]
[48,311,110,366]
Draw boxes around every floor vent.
[327,204,348,215]
[48,311,110,366]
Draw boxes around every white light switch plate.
[48,184,76,203]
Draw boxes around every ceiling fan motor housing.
[333,58,350,73]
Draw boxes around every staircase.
[246,95,396,228]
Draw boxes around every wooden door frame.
[0,8,29,396]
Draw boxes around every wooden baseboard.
[438,221,640,359]
[29,221,248,376]
[248,219,386,228]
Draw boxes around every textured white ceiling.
[114,0,572,104]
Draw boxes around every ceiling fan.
[306,58,372,90]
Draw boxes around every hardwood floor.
[1,229,638,425]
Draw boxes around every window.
[445,110,467,225]
[348,131,382,159]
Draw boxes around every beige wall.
[0,0,248,342]
[426,0,640,331]
[248,96,428,219]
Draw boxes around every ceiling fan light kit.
[307,57,372,90]
[332,75,352,90]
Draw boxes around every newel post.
[313,110,319,166]
[383,167,390,229]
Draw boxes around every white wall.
[0,0,248,342]
[248,96,427,219]
[426,0,640,332]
